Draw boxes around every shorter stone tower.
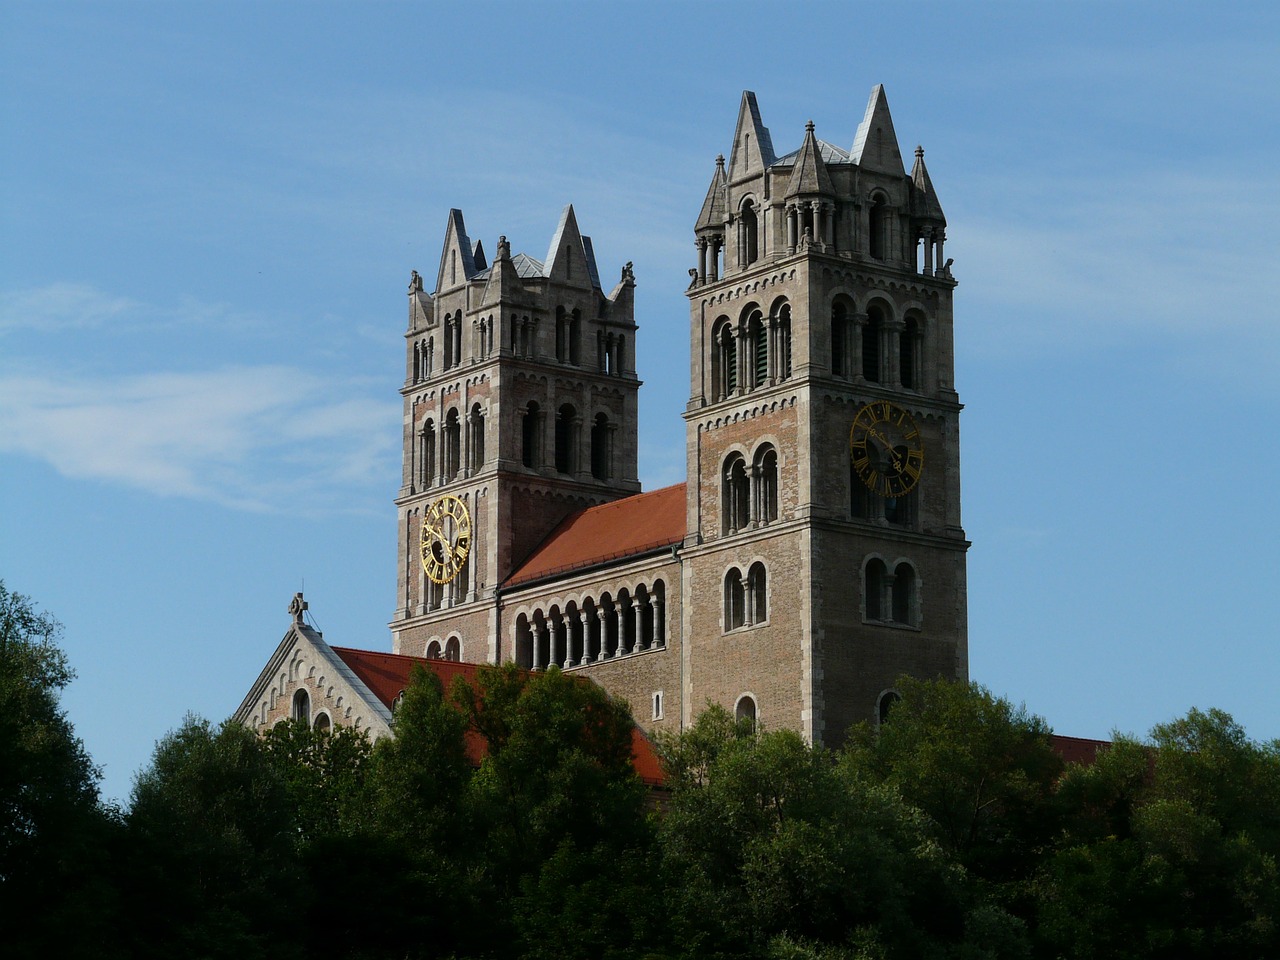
[391,206,642,663]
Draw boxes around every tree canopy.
[3,586,1278,960]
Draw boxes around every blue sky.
[3,1,1278,804]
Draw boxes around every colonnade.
[515,581,667,671]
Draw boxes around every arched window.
[711,317,735,400]
[754,445,778,523]
[313,712,331,733]
[747,562,767,625]
[735,694,757,729]
[892,562,916,626]
[878,691,901,727]
[556,306,569,362]
[776,303,792,380]
[444,636,461,661]
[869,196,888,260]
[515,614,533,670]
[832,301,849,377]
[741,199,759,265]
[885,490,916,528]
[850,461,869,519]
[522,402,540,468]
[292,688,310,727]
[901,314,922,390]
[864,558,887,621]
[591,413,611,480]
[554,403,577,475]
[468,403,485,472]
[863,304,886,382]
[564,309,581,365]
[721,453,750,534]
[426,640,442,659]
[724,568,745,630]
[444,409,461,480]
[747,309,767,388]
[419,419,436,489]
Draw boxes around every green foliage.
[0,580,115,958]
[458,663,657,959]
[1035,708,1280,959]
[124,716,303,959]
[260,715,372,839]
[847,676,1063,887]
[658,704,981,959]
[8,602,1279,960]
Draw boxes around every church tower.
[391,207,641,661]
[681,88,968,743]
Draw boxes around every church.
[234,86,969,750]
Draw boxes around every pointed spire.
[543,204,592,286]
[727,91,777,179]
[785,120,834,198]
[910,145,946,223]
[851,84,905,175]
[435,208,478,291]
[471,238,487,272]
[695,154,728,232]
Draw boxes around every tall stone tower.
[391,206,641,661]
[681,88,968,743]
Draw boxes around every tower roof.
[850,84,906,175]
[727,91,777,178]
[910,145,946,224]
[695,154,728,232]
[784,120,835,197]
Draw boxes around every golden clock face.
[849,401,924,498]
[419,494,472,584]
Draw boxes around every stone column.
[573,609,587,665]
[922,228,934,276]
[852,312,868,381]
[886,319,906,387]
[597,608,610,659]
[533,619,547,670]
[786,204,797,254]
[654,593,665,647]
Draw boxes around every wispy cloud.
[0,282,143,334]
[955,170,1280,363]
[0,366,399,513]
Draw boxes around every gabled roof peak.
[851,84,906,176]
[785,119,834,199]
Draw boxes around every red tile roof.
[505,483,686,588]
[1050,734,1110,766]
[331,646,665,786]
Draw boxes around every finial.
[715,153,725,171]
[805,119,815,134]
[288,592,308,625]
[915,144,924,159]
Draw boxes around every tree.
[457,663,659,960]
[847,676,1063,889]
[123,716,303,960]
[658,705,995,960]
[1037,709,1280,959]
[0,580,117,958]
